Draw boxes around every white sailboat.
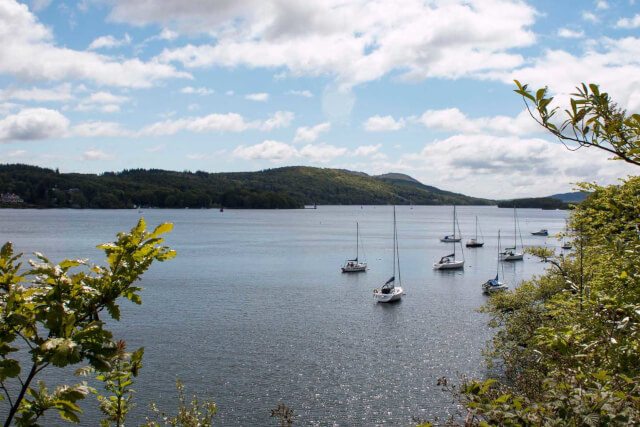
[434,205,464,270]
[342,222,367,273]
[501,206,524,261]
[374,206,403,303]
[483,230,509,294]
[466,216,485,247]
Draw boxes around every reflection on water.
[0,206,568,426]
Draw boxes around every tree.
[514,80,640,167]
[416,85,640,425]
[0,218,175,426]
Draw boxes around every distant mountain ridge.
[0,164,492,209]
[548,192,589,203]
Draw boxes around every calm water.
[0,206,568,425]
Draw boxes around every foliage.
[90,341,145,427]
[514,81,640,167]
[142,378,216,427]
[428,176,640,425]
[0,164,492,209]
[270,403,295,426]
[0,218,175,426]
[496,197,571,210]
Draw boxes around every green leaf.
[0,358,21,380]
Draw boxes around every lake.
[0,206,568,425]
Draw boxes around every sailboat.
[374,207,403,303]
[561,221,572,250]
[434,205,464,270]
[342,222,367,273]
[501,206,524,261]
[482,230,509,294]
[466,216,485,247]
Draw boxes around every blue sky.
[0,0,639,198]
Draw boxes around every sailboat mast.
[453,205,456,258]
[497,230,501,280]
[356,222,359,260]
[475,216,478,240]
[392,206,396,278]
[513,205,517,249]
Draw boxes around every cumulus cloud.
[0,0,189,88]
[558,28,584,38]
[88,33,131,50]
[131,0,538,87]
[363,115,405,132]
[404,134,638,198]
[582,11,599,23]
[484,37,640,112]
[616,14,640,29]
[181,86,214,95]
[0,84,74,102]
[299,143,347,163]
[74,91,130,113]
[82,148,114,161]
[233,140,299,162]
[138,110,293,136]
[287,90,313,98]
[293,122,331,143]
[0,108,69,142]
[70,121,130,137]
[414,108,542,136]
[352,144,384,158]
[245,92,269,102]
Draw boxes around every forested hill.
[0,164,492,209]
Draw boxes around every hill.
[497,197,570,210]
[0,164,492,209]
[548,191,589,203]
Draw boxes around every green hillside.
[0,164,492,209]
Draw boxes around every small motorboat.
[531,229,548,236]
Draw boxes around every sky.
[0,0,639,199]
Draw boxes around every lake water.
[0,206,568,425]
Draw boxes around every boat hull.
[342,263,367,272]
[501,253,523,261]
[374,286,403,303]
[433,260,464,270]
[465,240,484,247]
[482,282,508,294]
[440,238,461,243]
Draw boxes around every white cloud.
[293,122,331,143]
[0,0,190,88]
[187,104,199,111]
[363,115,405,131]
[86,91,130,104]
[0,108,69,142]
[484,37,640,112]
[233,140,299,162]
[414,108,542,136]
[582,11,599,23]
[616,14,640,29]
[181,86,214,95]
[404,134,638,198]
[352,144,384,158]
[141,0,536,87]
[186,153,207,160]
[558,28,584,38]
[0,84,74,102]
[287,90,313,98]
[596,1,609,10]
[146,144,166,152]
[225,90,234,96]
[260,111,294,131]
[88,33,131,50]
[70,121,130,137]
[82,148,114,161]
[138,110,293,136]
[300,143,347,163]
[245,92,269,102]
[0,103,21,115]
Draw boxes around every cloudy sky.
[0,0,639,198]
